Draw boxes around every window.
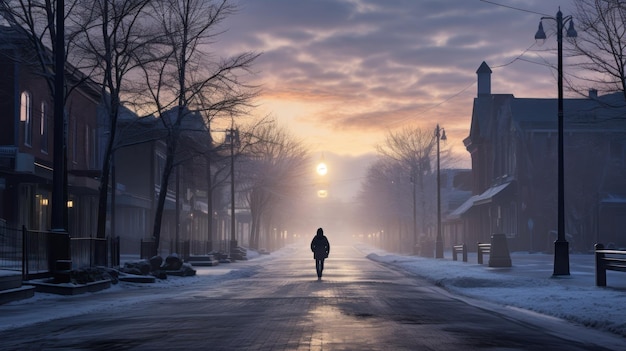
[155,151,166,187]
[40,101,48,153]
[85,124,98,169]
[72,117,77,163]
[20,91,32,146]
[91,127,98,169]
[85,125,90,167]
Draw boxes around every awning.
[448,195,479,219]
[472,182,512,206]
[446,182,512,220]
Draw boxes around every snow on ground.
[0,247,296,332]
[2,243,626,341]
[356,244,626,339]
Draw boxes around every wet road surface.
[0,245,618,350]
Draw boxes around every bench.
[595,243,626,287]
[477,242,491,265]
[452,244,467,262]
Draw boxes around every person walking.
[310,228,330,279]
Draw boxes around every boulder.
[122,260,151,275]
[163,253,183,271]
[180,263,196,276]
[149,256,163,272]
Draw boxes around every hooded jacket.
[311,228,330,260]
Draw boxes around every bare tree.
[572,0,626,100]
[376,126,436,241]
[0,0,82,90]
[131,0,259,254]
[70,0,154,242]
[368,125,455,253]
[355,158,410,252]
[239,120,310,249]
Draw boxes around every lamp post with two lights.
[534,8,577,276]
[435,124,446,259]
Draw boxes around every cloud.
[214,0,575,162]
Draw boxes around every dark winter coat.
[311,233,330,260]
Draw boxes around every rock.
[163,253,183,271]
[99,267,120,284]
[68,267,115,285]
[121,260,151,275]
[149,256,163,272]
[181,263,196,276]
[152,270,167,279]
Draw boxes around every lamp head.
[441,129,447,141]
[566,20,577,38]
[535,21,547,44]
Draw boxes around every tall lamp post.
[435,124,446,259]
[410,169,417,254]
[226,127,239,257]
[534,8,577,276]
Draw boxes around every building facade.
[0,26,101,236]
[453,62,626,252]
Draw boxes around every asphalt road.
[0,245,618,350]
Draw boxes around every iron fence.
[190,240,211,255]
[70,237,107,268]
[23,227,54,280]
[0,224,121,280]
[0,222,21,271]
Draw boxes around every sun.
[316,162,328,176]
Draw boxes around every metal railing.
[23,227,53,280]
[0,222,21,271]
[70,237,107,268]
[0,223,121,280]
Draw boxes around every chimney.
[477,61,492,97]
[589,88,598,99]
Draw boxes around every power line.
[385,80,475,128]
[492,42,537,69]
[479,0,550,17]
[384,4,550,128]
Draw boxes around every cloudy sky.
[214,0,579,181]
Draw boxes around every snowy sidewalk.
[358,244,626,340]
[0,248,286,332]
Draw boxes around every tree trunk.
[206,154,213,252]
[151,132,178,256]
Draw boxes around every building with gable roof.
[451,62,626,252]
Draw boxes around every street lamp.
[435,124,446,259]
[410,169,417,254]
[316,155,328,198]
[225,127,240,258]
[316,162,328,176]
[535,8,577,276]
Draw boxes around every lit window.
[41,101,48,153]
[20,91,32,146]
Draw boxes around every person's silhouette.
[310,228,330,279]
